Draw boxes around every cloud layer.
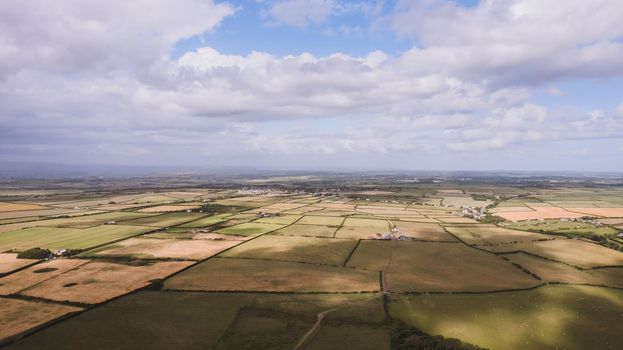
[1,0,623,169]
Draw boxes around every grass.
[216,222,285,237]
[305,324,391,350]
[500,219,619,237]
[334,226,385,239]
[392,221,456,241]
[165,258,378,293]
[0,298,82,342]
[37,211,158,228]
[342,218,390,228]
[487,239,623,268]
[0,253,38,275]
[121,212,206,228]
[0,259,90,296]
[179,213,233,228]
[347,241,540,292]
[81,237,241,260]
[3,292,386,350]
[272,224,339,238]
[220,235,358,265]
[0,202,48,212]
[0,225,155,252]
[504,253,623,288]
[444,224,553,245]
[297,216,345,226]
[20,260,192,304]
[215,307,312,350]
[389,285,623,350]
[254,214,302,225]
[3,292,249,350]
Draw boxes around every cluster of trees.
[17,247,51,259]
[391,322,486,350]
[589,235,623,252]
[479,214,506,224]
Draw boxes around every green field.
[2,181,623,349]
[216,222,285,236]
[220,234,357,265]
[500,219,619,237]
[254,214,302,225]
[389,285,623,350]
[3,292,386,350]
[37,211,158,228]
[297,215,345,226]
[165,258,378,293]
[179,213,232,228]
[0,225,154,251]
[121,212,206,228]
[444,224,553,245]
[272,224,339,237]
[347,240,539,292]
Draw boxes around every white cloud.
[261,0,375,28]
[616,103,623,115]
[545,87,565,97]
[2,0,623,167]
[387,0,623,86]
[0,0,234,77]
[266,0,336,27]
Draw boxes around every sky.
[1,0,623,172]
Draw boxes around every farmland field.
[254,214,302,225]
[20,260,192,304]
[2,292,384,350]
[137,205,202,213]
[82,237,242,260]
[500,219,618,236]
[0,203,48,212]
[347,241,540,292]
[178,213,233,228]
[443,224,554,245]
[389,285,623,350]
[165,258,378,292]
[215,222,285,236]
[220,234,357,265]
[0,298,82,343]
[1,178,623,349]
[0,253,38,276]
[272,224,339,237]
[485,239,623,268]
[504,253,623,287]
[121,212,206,228]
[297,215,345,226]
[0,225,155,252]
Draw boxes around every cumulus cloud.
[0,0,234,77]
[264,0,336,27]
[387,0,623,86]
[1,0,623,168]
[260,0,377,28]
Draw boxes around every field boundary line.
[215,255,350,268]
[332,216,346,238]
[396,283,547,296]
[0,260,42,278]
[342,239,361,267]
[160,215,303,283]
[160,288,379,294]
[0,294,89,309]
[0,300,85,348]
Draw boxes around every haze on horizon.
[1,0,623,172]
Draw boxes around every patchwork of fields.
[1,184,622,349]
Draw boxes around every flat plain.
[1,179,622,349]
